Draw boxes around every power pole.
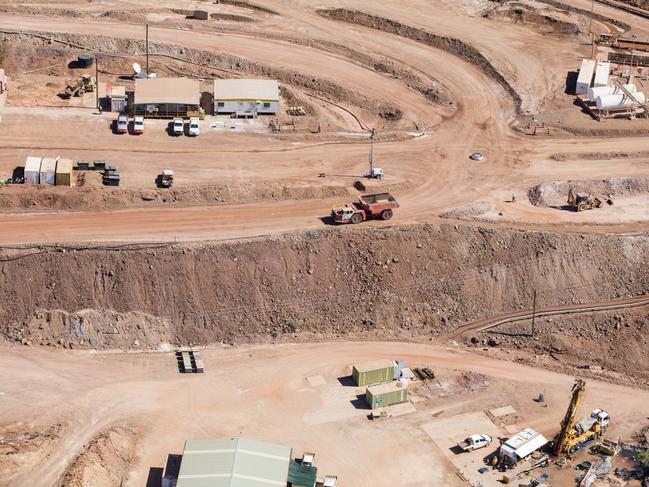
[146,23,149,75]
[531,289,537,338]
[95,56,99,111]
[368,128,376,175]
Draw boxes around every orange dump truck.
[331,193,399,224]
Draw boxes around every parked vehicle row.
[115,114,145,135]
[114,115,200,136]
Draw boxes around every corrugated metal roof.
[213,79,279,101]
[134,78,200,105]
[177,437,291,487]
[501,428,548,459]
[353,359,394,373]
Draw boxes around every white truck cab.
[591,409,610,428]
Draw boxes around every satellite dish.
[133,62,142,76]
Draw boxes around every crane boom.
[554,378,586,456]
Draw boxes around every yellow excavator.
[554,378,610,456]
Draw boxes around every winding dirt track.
[445,293,649,339]
[0,1,648,243]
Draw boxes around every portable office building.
[576,59,596,95]
[39,157,57,185]
[55,158,74,186]
[352,359,395,386]
[213,79,279,115]
[366,379,408,410]
[24,156,42,185]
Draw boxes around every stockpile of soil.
[56,425,137,487]
[1,224,648,357]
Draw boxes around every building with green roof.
[175,438,292,487]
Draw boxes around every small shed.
[133,77,200,118]
[55,158,74,186]
[213,79,280,115]
[24,156,42,185]
[39,157,58,185]
[576,58,596,95]
[352,359,395,386]
[109,86,127,113]
[499,428,548,466]
[365,379,408,410]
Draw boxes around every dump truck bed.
[358,193,399,213]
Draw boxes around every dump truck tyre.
[351,213,363,224]
[381,209,393,220]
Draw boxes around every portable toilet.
[24,156,42,185]
[39,157,57,185]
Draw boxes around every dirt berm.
[1,224,648,353]
[317,8,522,113]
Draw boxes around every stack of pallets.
[176,350,204,373]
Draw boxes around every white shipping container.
[24,156,42,185]
[588,84,636,101]
[576,59,596,95]
[593,61,611,88]
[596,91,646,110]
[39,157,57,185]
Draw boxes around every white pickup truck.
[457,434,492,452]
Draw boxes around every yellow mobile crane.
[554,378,610,456]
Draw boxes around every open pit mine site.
[1,1,649,486]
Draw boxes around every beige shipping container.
[55,158,74,186]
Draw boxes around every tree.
[639,448,649,470]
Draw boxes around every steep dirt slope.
[1,224,648,351]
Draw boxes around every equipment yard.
[2,0,649,486]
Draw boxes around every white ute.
[172,118,184,136]
[458,434,493,452]
[188,117,200,136]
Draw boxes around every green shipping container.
[366,381,408,410]
[352,359,395,386]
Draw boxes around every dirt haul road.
[2,341,649,487]
[2,2,649,243]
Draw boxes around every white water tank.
[588,84,636,101]
[596,91,646,110]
